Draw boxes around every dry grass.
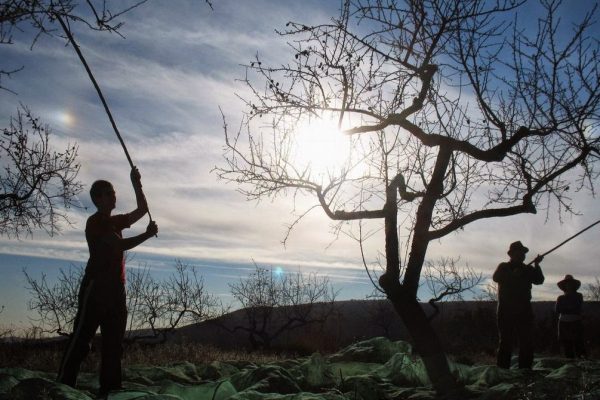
[122,341,294,367]
[0,340,292,373]
[2,336,598,376]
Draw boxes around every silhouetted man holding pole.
[493,241,544,369]
[57,167,158,396]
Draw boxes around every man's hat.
[557,274,581,291]
[508,241,529,255]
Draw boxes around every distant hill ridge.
[173,300,600,356]
[5,300,598,357]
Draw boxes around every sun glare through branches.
[292,117,352,178]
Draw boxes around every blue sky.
[1,0,599,329]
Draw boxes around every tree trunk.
[379,229,460,395]
[388,289,460,395]
[379,148,462,396]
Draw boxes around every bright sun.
[293,117,351,177]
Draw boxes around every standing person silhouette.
[493,241,544,369]
[57,167,158,397]
[556,274,586,359]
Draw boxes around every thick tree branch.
[429,147,593,240]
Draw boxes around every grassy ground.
[0,340,293,373]
[1,336,564,375]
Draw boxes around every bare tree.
[216,0,600,394]
[226,265,337,350]
[24,259,223,341]
[1,0,213,84]
[128,260,225,343]
[474,280,498,302]
[24,264,82,337]
[584,277,600,301]
[1,106,82,237]
[424,257,482,320]
[366,295,397,339]
[0,0,150,45]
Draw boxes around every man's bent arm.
[102,221,157,251]
[101,231,152,251]
[531,264,545,285]
[120,231,155,251]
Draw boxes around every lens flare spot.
[56,111,75,127]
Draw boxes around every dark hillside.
[173,300,600,359]
[5,300,597,364]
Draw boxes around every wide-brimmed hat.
[557,275,581,291]
[507,241,529,255]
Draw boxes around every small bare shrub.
[225,264,338,349]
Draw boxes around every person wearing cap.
[493,241,544,369]
[556,275,586,359]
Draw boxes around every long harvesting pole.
[54,13,153,222]
[527,218,600,265]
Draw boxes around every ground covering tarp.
[1,337,599,399]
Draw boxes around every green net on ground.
[1,337,599,400]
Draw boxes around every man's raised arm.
[128,166,149,225]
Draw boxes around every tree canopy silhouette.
[1,106,81,237]
[217,0,599,394]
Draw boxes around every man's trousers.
[497,309,534,369]
[57,276,127,393]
